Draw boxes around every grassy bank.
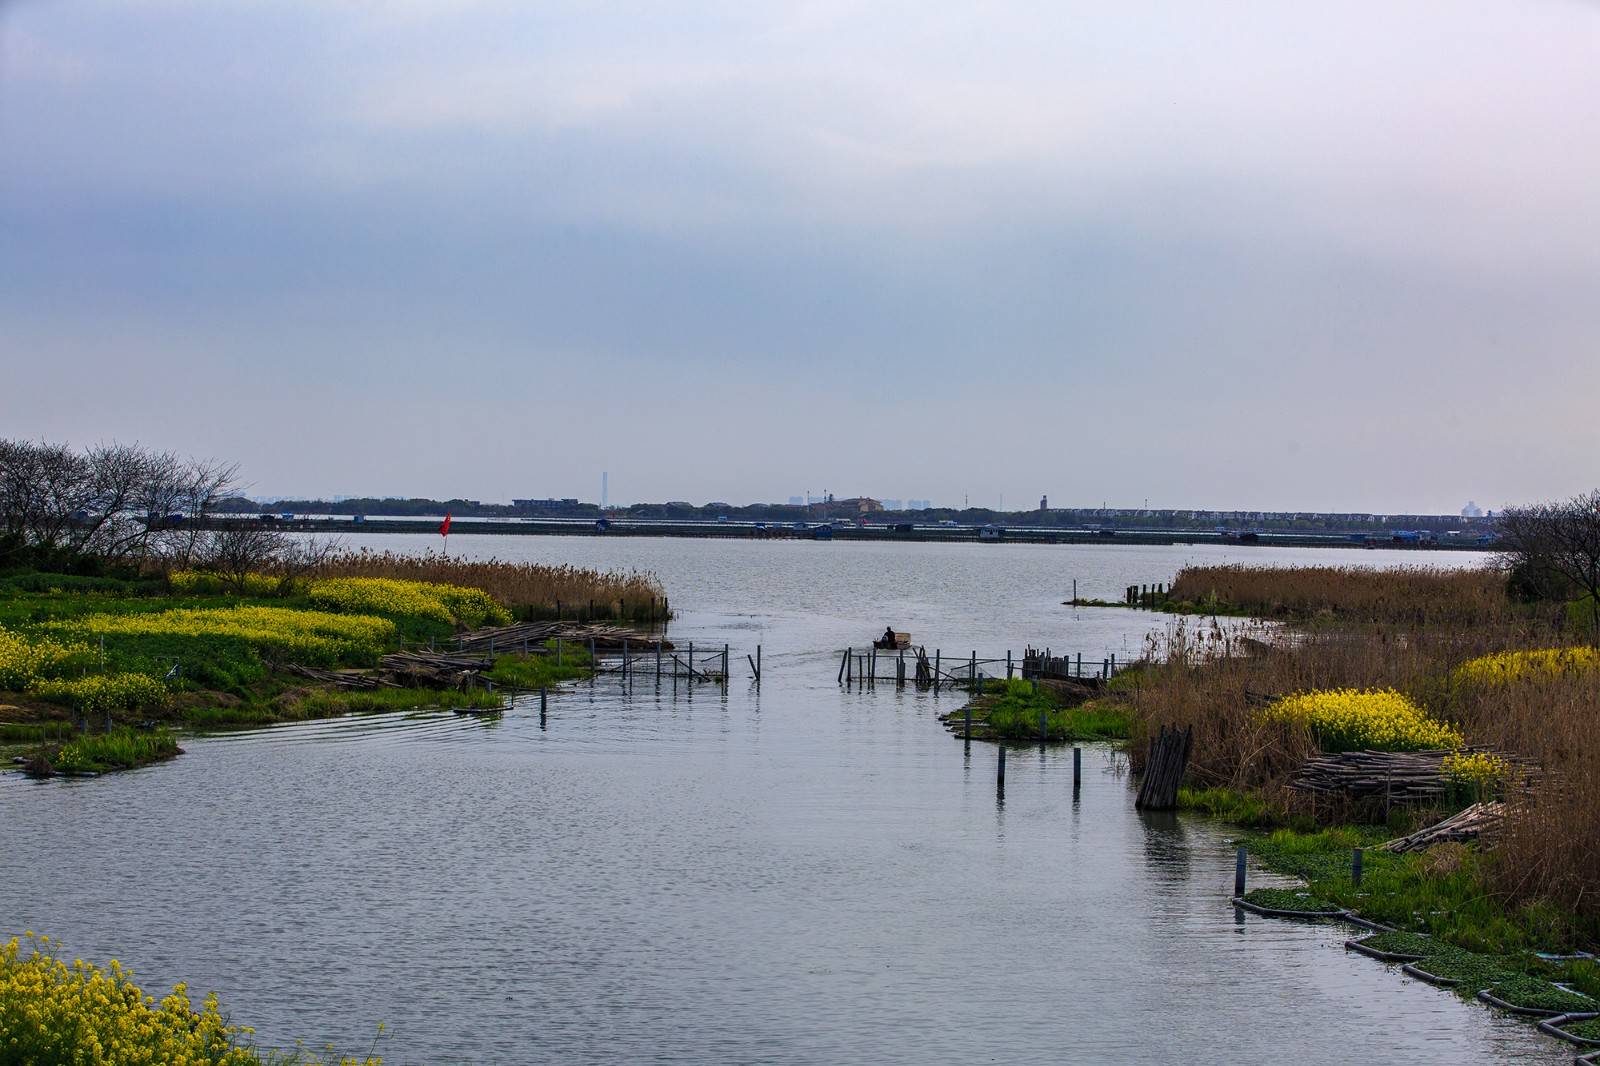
[1097,564,1600,1017]
[1,567,621,770]
[942,678,1131,743]
[0,932,381,1065]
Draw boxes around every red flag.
[439,512,452,538]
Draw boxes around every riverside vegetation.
[0,556,656,774]
[0,933,382,1066]
[1090,526,1600,1024]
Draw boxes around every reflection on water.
[1,538,1563,1064]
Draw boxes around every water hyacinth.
[0,933,380,1066]
[50,606,398,667]
[1260,687,1463,752]
[1454,646,1600,686]
[306,577,512,629]
[0,626,90,691]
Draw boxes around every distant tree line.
[0,438,324,580]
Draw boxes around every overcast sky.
[2,0,1596,513]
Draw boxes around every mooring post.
[964,702,973,739]
[756,644,761,685]
[688,642,695,681]
[970,651,977,693]
[997,745,1006,792]
[1072,578,1077,605]
[723,644,730,684]
[1073,746,1082,792]
[1352,848,1364,887]
[1235,847,1247,897]
[622,639,629,687]
[934,649,941,692]
[656,641,662,682]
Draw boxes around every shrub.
[306,577,511,629]
[168,570,283,597]
[0,626,89,690]
[1260,688,1462,752]
[0,932,379,1065]
[28,672,169,713]
[1455,647,1600,686]
[51,606,397,667]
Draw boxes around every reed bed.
[301,550,666,621]
[1124,569,1600,916]
[1167,564,1511,625]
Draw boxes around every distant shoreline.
[220,516,1495,551]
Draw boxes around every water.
[2,538,1566,1064]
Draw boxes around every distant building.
[512,498,585,512]
[907,499,931,511]
[881,499,903,511]
[1039,495,1048,511]
[788,496,804,507]
[1462,501,1483,518]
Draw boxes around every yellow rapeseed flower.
[1260,687,1463,752]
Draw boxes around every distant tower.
[1040,495,1048,512]
[602,472,608,509]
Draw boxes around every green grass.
[182,686,505,729]
[1179,786,1285,828]
[951,679,1131,743]
[36,727,181,774]
[0,721,77,745]
[485,641,595,689]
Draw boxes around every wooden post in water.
[1073,746,1082,792]
[970,651,977,694]
[1235,847,1247,896]
[756,645,762,686]
[997,745,1006,793]
[688,642,694,682]
[964,702,972,739]
[540,686,547,729]
[656,641,662,683]
[723,644,730,685]
[622,639,629,688]
[934,650,941,692]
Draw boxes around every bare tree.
[193,523,290,594]
[1498,489,1600,645]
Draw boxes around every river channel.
[1,538,1567,1064]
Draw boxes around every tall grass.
[303,550,667,621]
[1167,565,1512,625]
[1125,569,1600,917]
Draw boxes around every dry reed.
[1125,567,1600,915]
[1168,564,1511,626]
[301,550,666,621]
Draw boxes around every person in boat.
[881,626,897,648]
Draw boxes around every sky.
[2,0,1597,514]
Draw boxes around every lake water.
[2,538,1567,1064]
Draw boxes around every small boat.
[873,631,911,650]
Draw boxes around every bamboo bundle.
[1135,724,1193,810]
[1289,748,1531,804]
[379,650,492,688]
[283,665,396,689]
[1382,802,1505,853]
[453,622,672,654]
